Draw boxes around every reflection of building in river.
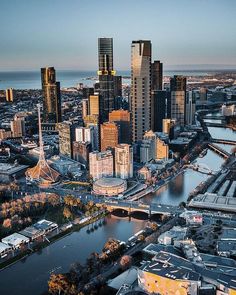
[169,172,184,196]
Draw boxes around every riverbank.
[0,210,108,271]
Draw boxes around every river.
[0,126,235,295]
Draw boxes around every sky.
[0,0,236,71]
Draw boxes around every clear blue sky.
[1,0,236,70]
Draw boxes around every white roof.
[0,242,12,253]
[2,233,29,246]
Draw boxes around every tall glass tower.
[131,40,152,142]
[98,38,115,123]
[41,67,61,126]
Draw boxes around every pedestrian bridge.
[208,143,230,159]
[211,138,236,146]
[103,201,178,217]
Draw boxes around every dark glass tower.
[151,90,166,132]
[41,67,61,125]
[151,60,163,90]
[98,38,115,123]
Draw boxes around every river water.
[0,126,235,295]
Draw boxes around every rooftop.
[2,233,29,246]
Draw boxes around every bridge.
[103,201,179,217]
[202,115,225,120]
[185,163,216,175]
[211,138,236,146]
[208,143,230,158]
[205,122,226,128]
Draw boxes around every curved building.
[93,177,127,196]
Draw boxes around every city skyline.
[1,0,236,70]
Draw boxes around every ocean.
[0,69,213,90]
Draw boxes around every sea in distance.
[0,69,222,90]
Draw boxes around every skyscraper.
[5,88,14,102]
[109,109,131,144]
[10,118,25,138]
[100,122,119,152]
[115,144,133,179]
[151,90,166,132]
[57,122,74,158]
[75,126,96,150]
[186,91,196,125]
[41,67,61,127]
[98,38,115,122]
[151,60,163,91]
[131,40,152,142]
[89,94,100,116]
[168,75,187,126]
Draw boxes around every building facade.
[151,60,163,91]
[156,137,169,160]
[57,122,74,158]
[72,141,91,167]
[131,40,152,142]
[115,144,133,179]
[5,88,14,102]
[151,90,166,132]
[89,150,113,180]
[100,122,119,151]
[41,67,61,126]
[109,109,131,144]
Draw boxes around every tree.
[3,218,12,228]
[63,207,73,220]
[120,255,132,270]
[48,273,77,295]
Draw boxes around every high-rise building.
[186,91,196,125]
[89,150,113,180]
[5,88,14,102]
[151,90,166,132]
[10,118,25,138]
[115,144,133,179]
[82,87,94,100]
[75,126,96,150]
[89,94,100,116]
[156,137,169,160]
[72,141,91,167]
[140,140,153,164]
[84,115,99,151]
[199,87,208,101]
[162,119,176,135]
[57,122,74,158]
[82,99,89,119]
[109,109,131,144]
[113,75,122,98]
[143,130,157,160]
[98,38,115,122]
[151,60,163,90]
[131,40,152,142]
[41,67,61,126]
[168,75,187,126]
[100,122,119,151]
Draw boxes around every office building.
[10,118,25,138]
[162,118,176,136]
[131,40,152,142]
[5,88,14,102]
[151,60,163,90]
[89,94,100,116]
[143,130,157,160]
[82,87,94,99]
[41,67,61,126]
[75,126,96,150]
[113,75,122,98]
[57,122,74,158]
[199,87,208,101]
[140,140,154,164]
[84,115,99,151]
[186,91,196,125]
[89,150,113,181]
[98,37,115,122]
[100,122,119,151]
[115,144,133,179]
[168,75,187,126]
[72,141,91,167]
[109,109,131,144]
[156,137,169,160]
[82,99,89,119]
[151,90,166,132]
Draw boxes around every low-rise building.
[2,233,30,249]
